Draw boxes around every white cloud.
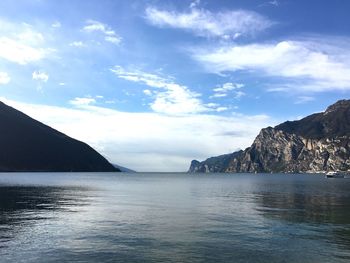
[104,36,121,44]
[1,98,275,172]
[69,97,96,106]
[211,82,245,99]
[145,7,273,39]
[143,89,152,96]
[193,39,350,92]
[83,20,107,32]
[216,107,228,112]
[190,0,201,8]
[69,41,84,47]
[0,37,48,65]
[59,82,66,86]
[0,72,10,85]
[17,28,44,45]
[210,93,227,98]
[0,20,51,65]
[83,20,122,45]
[111,66,222,114]
[213,82,243,92]
[234,91,246,99]
[32,71,49,82]
[51,21,61,28]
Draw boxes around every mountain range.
[189,99,350,173]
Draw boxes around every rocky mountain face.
[0,101,119,172]
[188,100,350,173]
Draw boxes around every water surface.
[0,173,350,262]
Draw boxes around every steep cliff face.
[225,128,350,173]
[188,100,350,173]
[188,152,242,173]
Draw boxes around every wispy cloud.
[234,91,246,99]
[0,72,10,85]
[51,21,61,28]
[2,98,274,171]
[216,106,229,112]
[69,41,84,47]
[211,82,245,99]
[294,96,315,104]
[213,82,244,93]
[269,0,279,6]
[190,0,201,9]
[70,97,96,106]
[111,66,224,114]
[83,20,122,45]
[193,39,350,92]
[259,0,280,7]
[32,71,49,82]
[211,93,227,98]
[145,6,273,39]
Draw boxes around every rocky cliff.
[188,100,350,173]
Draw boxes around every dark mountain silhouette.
[0,101,119,172]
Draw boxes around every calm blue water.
[0,173,350,263]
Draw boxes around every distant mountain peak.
[275,99,350,139]
[325,99,350,114]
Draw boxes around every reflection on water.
[0,173,349,263]
[0,185,90,249]
[255,179,350,224]
[254,177,350,260]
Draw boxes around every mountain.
[0,101,119,172]
[188,99,350,173]
[188,152,242,173]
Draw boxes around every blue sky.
[0,0,349,171]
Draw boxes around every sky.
[0,0,350,171]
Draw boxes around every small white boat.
[325,171,345,178]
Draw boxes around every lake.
[0,173,350,262]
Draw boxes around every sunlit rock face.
[189,100,350,173]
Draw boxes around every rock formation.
[189,100,350,173]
